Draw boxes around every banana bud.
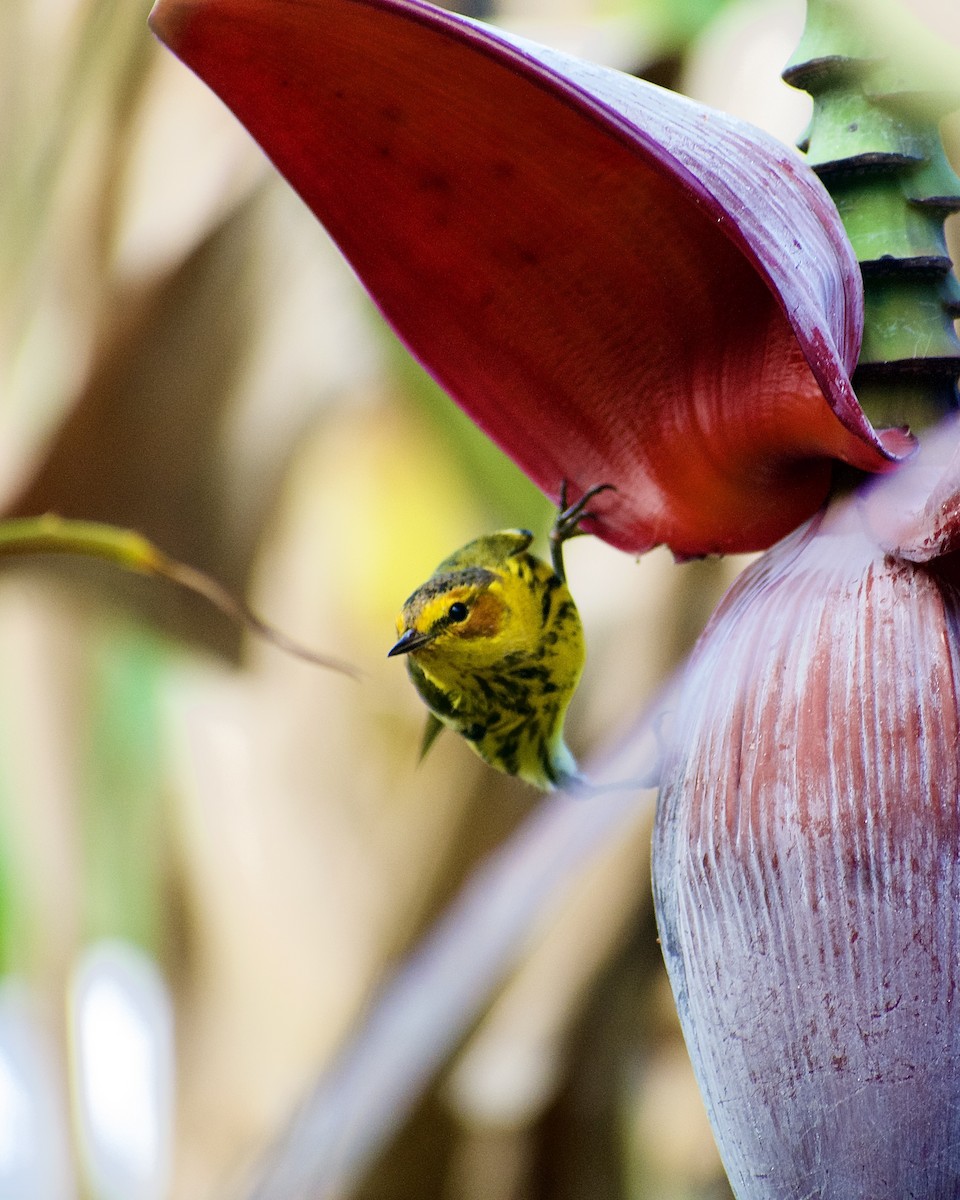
[655,417,960,1196]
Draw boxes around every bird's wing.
[419,713,446,762]
[435,529,534,572]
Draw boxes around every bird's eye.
[448,601,469,622]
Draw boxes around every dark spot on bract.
[420,170,452,193]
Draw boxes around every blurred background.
[0,0,956,1197]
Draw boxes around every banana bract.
[148,0,913,558]
[654,416,960,1194]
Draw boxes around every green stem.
[0,514,168,573]
[0,514,360,677]
[785,0,960,431]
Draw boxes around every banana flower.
[148,0,959,1192]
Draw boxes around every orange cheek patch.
[461,591,505,639]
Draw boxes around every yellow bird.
[388,483,612,790]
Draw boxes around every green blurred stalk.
[81,628,169,951]
[0,767,29,976]
[0,515,169,573]
[0,517,170,954]
[785,0,960,431]
[0,514,359,675]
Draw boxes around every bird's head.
[388,566,508,663]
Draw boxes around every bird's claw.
[550,481,616,581]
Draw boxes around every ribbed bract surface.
[655,492,960,1196]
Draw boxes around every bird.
[388,482,613,790]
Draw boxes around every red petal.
[149,0,913,556]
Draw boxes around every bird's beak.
[387,628,436,657]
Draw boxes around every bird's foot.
[549,480,616,581]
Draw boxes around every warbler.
[388,483,613,790]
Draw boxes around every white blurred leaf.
[70,941,174,1200]
[0,981,73,1200]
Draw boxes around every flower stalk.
[785,0,960,429]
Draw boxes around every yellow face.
[389,569,511,669]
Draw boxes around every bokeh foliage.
[4,1,955,1197]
